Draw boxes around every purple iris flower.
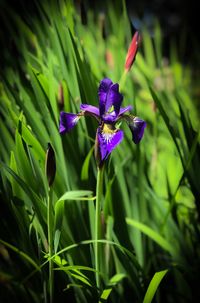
[59,78,146,166]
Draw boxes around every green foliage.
[0,1,200,302]
[143,269,169,303]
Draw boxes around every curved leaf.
[143,269,169,303]
[126,218,175,255]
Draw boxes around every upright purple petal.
[97,125,124,163]
[59,112,80,134]
[80,104,100,119]
[128,117,146,144]
[105,83,123,117]
[98,78,113,116]
[98,78,123,120]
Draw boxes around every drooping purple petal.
[98,78,113,116]
[59,112,80,134]
[80,104,100,119]
[97,125,124,163]
[128,117,146,144]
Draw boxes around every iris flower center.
[101,123,116,143]
[107,105,114,114]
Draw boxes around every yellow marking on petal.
[102,124,117,143]
[102,123,116,133]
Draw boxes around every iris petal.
[108,83,123,116]
[128,117,146,144]
[98,78,123,119]
[97,125,124,163]
[80,104,100,119]
[102,105,133,123]
[98,78,113,117]
[102,112,117,123]
[59,112,80,134]
[119,105,133,116]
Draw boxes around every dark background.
[0,0,199,70]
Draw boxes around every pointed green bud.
[45,143,56,187]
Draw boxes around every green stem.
[47,188,54,303]
[119,70,128,90]
[95,166,104,289]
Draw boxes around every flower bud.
[45,143,56,187]
[125,31,141,72]
[58,83,64,110]
[128,117,146,144]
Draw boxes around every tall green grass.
[0,1,200,302]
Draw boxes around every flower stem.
[47,188,54,303]
[119,70,128,90]
[95,166,104,289]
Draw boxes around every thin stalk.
[47,187,54,303]
[95,166,104,289]
[119,70,128,90]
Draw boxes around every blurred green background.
[0,0,200,302]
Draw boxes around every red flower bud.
[125,31,141,72]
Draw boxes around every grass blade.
[143,269,169,303]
